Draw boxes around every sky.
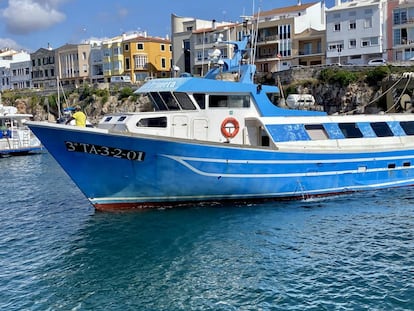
[0,0,335,52]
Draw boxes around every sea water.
[0,153,413,310]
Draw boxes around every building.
[171,14,235,76]
[31,47,56,89]
[123,35,172,82]
[191,21,239,76]
[89,41,104,83]
[254,1,326,72]
[56,43,91,87]
[0,49,30,91]
[388,0,414,61]
[326,0,386,65]
[171,2,326,76]
[102,35,125,81]
[10,60,32,89]
[0,67,10,91]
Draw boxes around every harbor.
[1,0,414,309]
[1,152,413,310]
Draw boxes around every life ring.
[220,117,240,139]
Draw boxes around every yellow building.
[123,36,172,82]
[102,36,124,81]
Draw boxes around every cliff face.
[272,66,409,114]
[299,81,381,114]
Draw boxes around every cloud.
[0,37,24,50]
[1,0,66,35]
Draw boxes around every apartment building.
[56,43,91,87]
[89,41,104,83]
[326,0,386,65]
[0,49,30,91]
[31,47,56,89]
[123,35,172,82]
[102,36,124,81]
[254,1,326,72]
[171,14,235,76]
[10,60,32,89]
[171,2,326,76]
[191,22,239,76]
[388,0,414,61]
[0,67,10,91]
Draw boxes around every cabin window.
[266,93,280,106]
[104,116,113,122]
[149,92,168,111]
[338,123,363,138]
[400,121,414,135]
[370,122,394,137]
[137,117,167,128]
[305,124,329,140]
[193,93,206,109]
[403,162,411,167]
[209,95,250,108]
[174,92,196,110]
[117,116,127,122]
[160,92,180,110]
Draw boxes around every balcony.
[257,35,279,44]
[299,50,323,56]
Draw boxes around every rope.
[385,74,411,113]
[345,75,405,114]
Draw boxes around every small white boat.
[0,104,43,157]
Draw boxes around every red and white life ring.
[220,117,240,139]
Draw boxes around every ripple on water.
[1,155,414,310]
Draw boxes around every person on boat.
[65,105,86,127]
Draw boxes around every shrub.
[365,66,390,86]
[118,87,135,100]
[319,68,358,86]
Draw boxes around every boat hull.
[0,145,44,157]
[28,122,414,210]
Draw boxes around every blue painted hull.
[28,123,414,210]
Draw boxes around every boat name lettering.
[65,141,145,161]
[153,81,176,88]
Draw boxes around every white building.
[0,66,11,91]
[10,60,32,89]
[0,49,30,91]
[88,40,104,83]
[326,0,387,65]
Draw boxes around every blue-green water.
[1,153,414,310]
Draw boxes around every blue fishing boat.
[27,32,414,211]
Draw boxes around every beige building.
[171,14,236,76]
[254,2,326,73]
[171,2,327,76]
[56,43,91,86]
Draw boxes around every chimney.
[335,0,341,6]
[298,0,302,5]
[212,19,216,30]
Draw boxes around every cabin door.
[193,119,208,140]
[172,115,189,138]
